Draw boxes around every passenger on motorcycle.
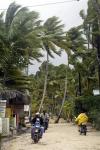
[31,112,44,138]
[41,110,49,130]
[75,110,88,131]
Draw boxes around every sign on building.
[0,100,6,118]
[24,105,29,112]
[93,89,100,96]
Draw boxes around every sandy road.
[2,123,100,150]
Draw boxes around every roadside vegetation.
[0,1,100,129]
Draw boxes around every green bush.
[89,110,100,130]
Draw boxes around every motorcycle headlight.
[35,129,39,132]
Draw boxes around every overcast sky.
[0,0,88,74]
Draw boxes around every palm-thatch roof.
[0,90,30,105]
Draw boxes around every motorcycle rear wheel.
[84,131,86,136]
[34,135,39,143]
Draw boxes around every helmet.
[35,112,40,116]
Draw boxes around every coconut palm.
[0,2,42,88]
[54,44,69,122]
[39,16,64,112]
[55,26,87,122]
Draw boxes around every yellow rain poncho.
[75,113,88,125]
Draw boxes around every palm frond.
[5,2,21,31]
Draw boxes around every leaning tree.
[39,16,64,112]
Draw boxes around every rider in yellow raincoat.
[75,112,88,125]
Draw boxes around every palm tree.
[91,0,100,92]
[81,0,100,93]
[55,26,87,122]
[55,52,73,122]
[0,2,42,87]
[39,16,64,112]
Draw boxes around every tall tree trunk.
[55,63,68,123]
[87,77,90,92]
[98,64,100,93]
[87,24,90,50]
[78,72,82,96]
[92,0,100,93]
[39,51,49,112]
[25,65,29,76]
[55,71,67,123]
[97,35,100,93]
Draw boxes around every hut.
[0,90,30,128]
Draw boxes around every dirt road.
[2,123,100,150]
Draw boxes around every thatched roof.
[0,90,30,105]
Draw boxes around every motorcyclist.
[41,110,49,130]
[31,112,44,138]
[75,109,88,131]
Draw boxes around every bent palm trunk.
[39,52,49,112]
[55,68,67,123]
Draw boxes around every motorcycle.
[31,119,42,143]
[43,118,49,131]
[79,123,87,135]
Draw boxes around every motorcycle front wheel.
[34,135,39,143]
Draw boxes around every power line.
[27,0,79,8]
[0,0,79,11]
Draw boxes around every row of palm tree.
[33,0,100,121]
[0,2,65,115]
[0,1,100,122]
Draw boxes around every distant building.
[0,90,30,128]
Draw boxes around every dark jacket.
[31,116,43,126]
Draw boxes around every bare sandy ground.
[2,123,100,150]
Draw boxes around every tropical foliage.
[0,1,100,129]
[39,16,64,112]
[0,2,42,91]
